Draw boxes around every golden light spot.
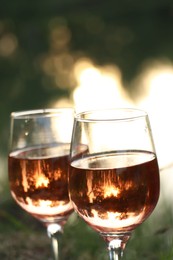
[104,185,120,198]
[35,174,49,188]
[0,33,18,56]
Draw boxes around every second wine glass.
[8,108,74,260]
[68,108,160,260]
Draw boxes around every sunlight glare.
[133,60,173,168]
[72,58,132,113]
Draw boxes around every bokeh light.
[0,33,18,57]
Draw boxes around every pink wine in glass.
[8,144,73,225]
[69,150,160,234]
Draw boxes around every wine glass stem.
[47,223,63,260]
[108,244,123,260]
[104,232,131,260]
[50,234,61,260]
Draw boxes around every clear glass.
[69,108,160,259]
[8,108,74,260]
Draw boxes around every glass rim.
[75,108,148,122]
[11,107,74,119]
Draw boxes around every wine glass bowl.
[69,108,160,259]
[8,108,74,260]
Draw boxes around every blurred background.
[1,0,173,259]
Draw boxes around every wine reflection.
[69,151,159,233]
[8,145,73,224]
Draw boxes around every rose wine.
[8,144,73,224]
[69,150,160,233]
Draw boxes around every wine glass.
[68,108,160,259]
[8,108,74,260]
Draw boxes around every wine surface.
[69,150,160,233]
[8,144,73,224]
